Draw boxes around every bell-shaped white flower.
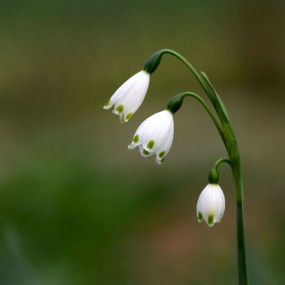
[103,70,150,123]
[196,184,225,227]
[128,110,174,164]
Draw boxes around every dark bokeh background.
[0,0,284,284]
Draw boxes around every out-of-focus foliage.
[0,0,284,284]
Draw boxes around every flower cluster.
[103,49,249,284]
[104,50,227,226]
[103,55,175,164]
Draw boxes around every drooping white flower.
[196,184,225,227]
[103,70,150,123]
[128,110,174,164]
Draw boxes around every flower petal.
[196,184,225,226]
[104,70,150,122]
[128,110,174,164]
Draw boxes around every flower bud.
[166,93,185,114]
[143,51,163,74]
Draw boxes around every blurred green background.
[0,0,284,284]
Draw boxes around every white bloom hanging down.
[128,110,174,164]
[196,184,225,227]
[103,70,150,123]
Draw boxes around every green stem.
[232,161,248,285]
[221,121,248,285]
[214,157,232,169]
[223,119,248,284]
[154,49,249,284]
[160,49,216,105]
[212,156,248,285]
[237,194,248,284]
[167,92,225,145]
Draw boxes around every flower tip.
[155,160,162,165]
[103,104,110,110]
[103,99,111,109]
[155,157,164,165]
[197,212,203,222]
[123,112,133,123]
[207,214,215,227]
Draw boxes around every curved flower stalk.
[105,49,248,285]
[104,70,150,122]
[128,110,174,164]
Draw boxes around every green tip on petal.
[158,151,165,158]
[208,214,214,226]
[125,112,133,121]
[104,99,111,108]
[133,135,139,143]
[116,105,124,113]
[160,157,165,164]
[143,149,150,155]
[147,140,155,149]
[198,212,203,221]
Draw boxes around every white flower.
[128,110,174,164]
[196,184,225,227]
[103,70,150,122]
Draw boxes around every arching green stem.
[158,49,217,107]
[145,49,248,285]
[208,158,231,184]
[165,54,248,285]
[214,157,232,169]
[166,92,226,145]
